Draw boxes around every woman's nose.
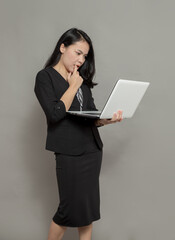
[78,55,85,64]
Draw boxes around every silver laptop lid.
[100,79,150,119]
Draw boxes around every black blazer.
[34,66,103,155]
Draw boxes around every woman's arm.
[95,111,123,127]
[60,66,83,111]
[95,119,105,127]
[34,70,67,123]
[34,67,83,124]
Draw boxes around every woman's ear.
[60,43,65,53]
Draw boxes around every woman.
[34,28,123,240]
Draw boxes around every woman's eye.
[76,52,87,60]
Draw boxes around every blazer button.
[57,106,60,109]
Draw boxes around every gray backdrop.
[1,0,175,239]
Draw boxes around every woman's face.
[60,40,90,73]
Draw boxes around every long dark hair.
[44,28,97,88]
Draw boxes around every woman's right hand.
[67,65,83,90]
[60,66,83,111]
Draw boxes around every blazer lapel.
[46,67,90,111]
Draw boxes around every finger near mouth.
[74,64,80,69]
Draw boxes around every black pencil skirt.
[52,148,103,227]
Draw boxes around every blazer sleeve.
[34,70,66,124]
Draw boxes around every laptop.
[67,79,150,119]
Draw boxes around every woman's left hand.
[96,110,123,126]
